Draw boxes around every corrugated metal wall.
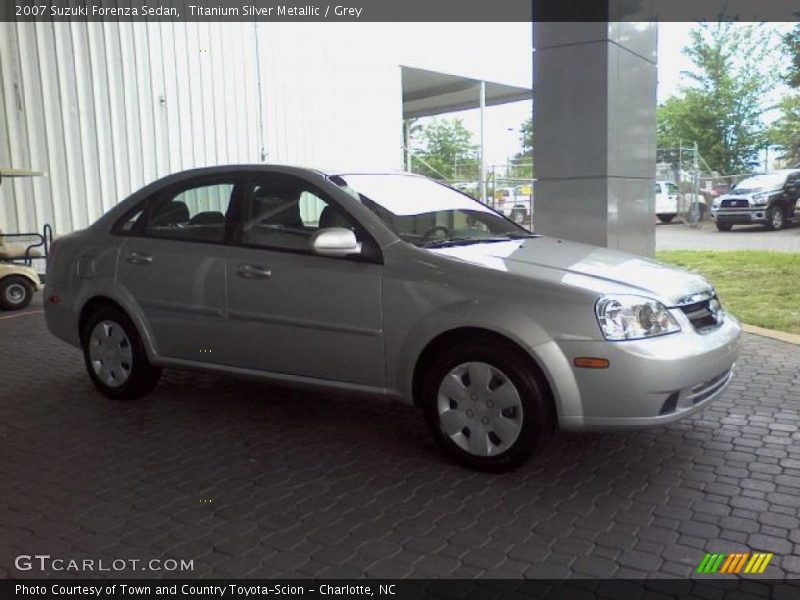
[0,22,402,236]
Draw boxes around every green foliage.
[767,94,800,167]
[657,22,777,174]
[520,117,533,156]
[785,23,800,89]
[509,117,534,179]
[767,24,800,167]
[412,118,478,181]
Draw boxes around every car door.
[224,173,384,388]
[115,175,239,362]
[784,172,800,218]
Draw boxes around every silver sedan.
[45,166,740,471]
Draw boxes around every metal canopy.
[401,66,532,119]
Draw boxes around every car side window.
[144,182,234,243]
[655,183,662,194]
[240,177,356,252]
[667,183,679,194]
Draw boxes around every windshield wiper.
[421,236,525,248]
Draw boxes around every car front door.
[223,173,384,388]
[115,176,238,362]
[783,173,800,218]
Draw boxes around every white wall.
[0,22,403,236]
[0,22,531,237]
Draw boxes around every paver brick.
[2,301,800,579]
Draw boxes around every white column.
[479,81,486,203]
[533,20,658,256]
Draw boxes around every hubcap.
[88,320,133,388]
[773,209,783,228]
[436,362,524,457]
[5,283,26,305]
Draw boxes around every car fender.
[73,281,162,363]
[389,298,558,404]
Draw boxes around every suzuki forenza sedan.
[45,166,740,471]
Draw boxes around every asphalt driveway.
[657,221,800,252]
[2,297,800,580]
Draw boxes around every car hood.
[722,187,779,198]
[430,237,712,306]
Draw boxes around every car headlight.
[595,295,681,341]
[711,200,721,209]
[752,193,768,206]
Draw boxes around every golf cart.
[0,169,50,310]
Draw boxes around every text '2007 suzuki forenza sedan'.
[45,166,740,471]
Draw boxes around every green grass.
[656,250,800,334]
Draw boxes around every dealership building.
[0,16,657,256]
[0,23,532,233]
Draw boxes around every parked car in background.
[711,169,800,231]
[655,181,682,223]
[45,166,740,471]
[493,186,516,215]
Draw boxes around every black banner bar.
[4,579,800,600]
[2,0,800,23]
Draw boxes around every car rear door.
[223,172,385,388]
[115,175,239,362]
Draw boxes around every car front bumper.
[537,313,741,431]
[711,207,769,224]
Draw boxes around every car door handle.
[126,252,153,265]
[237,264,272,279]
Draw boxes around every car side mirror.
[310,228,362,257]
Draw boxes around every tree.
[768,95,800,167]
[411,118,478,181]
[657,22,777,174]
[785,23,800,89]
[508,117,534,179]
[768,24,800,167]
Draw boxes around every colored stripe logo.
[696,552,773,574]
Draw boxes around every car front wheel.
[421,339,554,472]
[82,307,161,400]
[0,276,34,311]
[766,206,785,231]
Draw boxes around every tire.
[657,214,675,224]
[0,275,34,311]
[81,306,161,400]
[421,338,554,472]
[766,206,785,231]
[715,221,733,232]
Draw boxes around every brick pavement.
[1,298,800,580]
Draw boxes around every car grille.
[721,198,749,208]
[679,296,722,331]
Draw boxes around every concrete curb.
[742,323,800,346]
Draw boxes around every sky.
[418,22,793,169]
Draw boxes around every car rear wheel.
[82,307,161,400]
[421,339,554,472]
[766,206,785,231]
[715,221,733,232]
[0,275,34,311]
[657,214,675,224]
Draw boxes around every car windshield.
[330,173,533,247]
[733,173,787,192]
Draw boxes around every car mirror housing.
[310,227,362,257]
